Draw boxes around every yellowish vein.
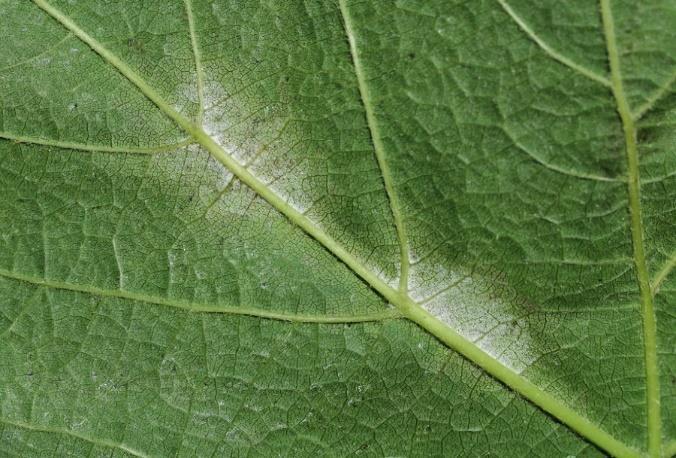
[652,250,676,297]
[600,1,661,456]
[337,0,411,292]
[497,0,611,87]
[0,268,400,324]
[0,417,148,458]
[0,132,193,154]
[184,0,205,123]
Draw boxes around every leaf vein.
[27,2,641,456]
[0,417,148,458]
[496,0,611,87]
[0,268,400,324]
[600,1,662,455]
[0,132,193,154]
[652,250,676,297]
[337,0,411,292]
[184,0,205,123]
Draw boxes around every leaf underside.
[0,0,674,457]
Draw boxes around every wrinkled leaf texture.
[0,0,675,457]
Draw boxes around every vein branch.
[183,0,205,123]
[29,2,640,456]
[652,250,676,296]
[497,0,611,87]
[0,131,192,154]
[0,417,148,458]
[633,70,676,120]
[600,1,661,456]
[506,131,625,182]
[0,268,400,324]
[337,0,411,292]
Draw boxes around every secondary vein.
[0,132,193,154]
[0,417,148,458]
[0,268,400,324]
[600,1,661,456]
[652,250,676,296]
[184,0,205,123]
[29,2,640,456]
[497,0,611,87]
[337,0,411,292]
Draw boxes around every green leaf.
[0,0,674,456]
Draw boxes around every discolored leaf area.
[0,0,674,457]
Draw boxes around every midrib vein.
[600,1,661,456]
[0,268,399,324]
[337,0,410,292]
[30,1,638,456]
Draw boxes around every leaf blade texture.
[0,0,674,456]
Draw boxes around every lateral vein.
[337,0,411,292]
[0,131,193,154]
[29,2,640,456]
[600,1,661,456]
[497,0,611,87]
[652,250,676,297]
[183,0,205,123]
[0,268,400,324]
[0,417,148,458]
[633,70,676,120]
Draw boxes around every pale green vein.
[396,294,638,458]
[183,0,205,124]
[600,1,661,456]
[506,131,625,182]
[666,440,676,458]
[0,131,193,154]
[652,250,676,296]
[634,70,676,120]
[0,268,399,324]
[0,417,148,458]
[496,0,611,88]
[30,2,640,457]
[0,32,73,73]
[337,0,411,292]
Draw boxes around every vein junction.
[15,1,669,457]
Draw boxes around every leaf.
[0,0,674,456]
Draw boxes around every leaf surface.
[0,0,674,456]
